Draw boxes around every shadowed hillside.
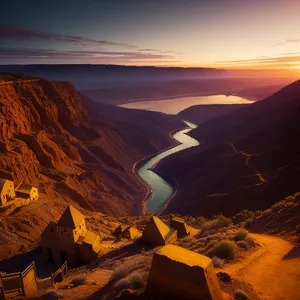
[157,80,300,217]
[0,75,184,259]
[178,104,248,125]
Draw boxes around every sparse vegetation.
[210,240,236,260]
[70,276,86,286]
[112,256,148,281]
[201,214,233,233]
[236,240,249,249]
[114,269,148,291]
[211,256,224,268]
[233,229,248,241]
[234,289,249,300]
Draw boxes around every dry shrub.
[114,269,148,291]
[112,255,151,281]
[245,236,256,247]
[211,256,224,268]
[201,215,232,234]
[234,289,249,300]
[236,240,249,249]
[233,229,248,241]
[71,276,86,286]
[178,236,197,250]
[211,240,236,260]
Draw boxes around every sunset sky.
[1,0,300,72]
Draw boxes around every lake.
[119,94,253,114]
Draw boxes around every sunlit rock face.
[0,75,183,259]
[145,245,223,300]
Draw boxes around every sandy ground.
[223,233,300,300]
[56,268,113,300]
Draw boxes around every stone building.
[114,224,127,237]
[114,224,141,240]
[41,205,101,266]
[122,226,141,240]
[170,217,190,238]
[145,245,223,300]
[142,216,177,246]
[0,178,15,206]
[16,183,38,202]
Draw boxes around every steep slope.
[0,75,183,259]
[157,80,300,217]
[178,104,247,125]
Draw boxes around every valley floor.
[222,233,300,300]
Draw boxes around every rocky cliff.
[0,76,183,259]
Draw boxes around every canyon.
[0,75,184,259]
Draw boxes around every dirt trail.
[223,233,300,300]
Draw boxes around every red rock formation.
[0,77,183,259]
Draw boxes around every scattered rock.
[217,272,231,283]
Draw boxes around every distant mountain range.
[0,65,227,90]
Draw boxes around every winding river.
[138,120,199,214]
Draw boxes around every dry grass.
[114,269,148,291]
[210,240,236,260]
[233,229,248,241]
[110,252,153,293]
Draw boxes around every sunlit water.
[120,94,253,114]
[138,120,199,213]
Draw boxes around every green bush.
[212,240,236,260]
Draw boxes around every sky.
[1,0,300,73]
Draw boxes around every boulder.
[145,245,223,300]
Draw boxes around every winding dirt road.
[223,233,300,300]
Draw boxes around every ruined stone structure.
[41,205,101,266]
[15,183,38,201]
[0,179,38,211]
[122,226,141,240]
[145,245,223,300]
[114,224,141,240]
[142,216,177,246]
[114,224,127,237]
[0,178,15,206]
[170,217,190,238]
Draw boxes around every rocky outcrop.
[145,245,223,300]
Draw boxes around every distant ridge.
[157,80,300,217]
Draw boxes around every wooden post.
[0,273,5,300]
[51,273,54,289]
[32,262,37,283]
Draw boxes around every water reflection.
[138,120,199,213]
